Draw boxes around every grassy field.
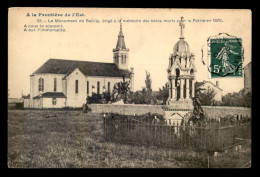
[8,110,251,168]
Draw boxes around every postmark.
[202,33,243,78]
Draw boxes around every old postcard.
[8,8,251,168]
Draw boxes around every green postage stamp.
[208,35,243,78]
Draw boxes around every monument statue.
[163,17,197,124]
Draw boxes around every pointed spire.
[116,22,126,49]
[119,22,123,36]
[179,16,185,39]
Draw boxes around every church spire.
[179,16,185,39]
[119,22,123,36]
[113,22,129,70]
[116,22,126,49]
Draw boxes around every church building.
[26,23,134,108]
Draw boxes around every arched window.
[175,69,180,100]
[115,55,118,64]
[121,55,124,64]
[190,69,194,76]
[176,68,180,77]
[87,81,89,95]
[75,80,78,93]
[124,55,126,64]
[97,81,100,94]
[39,77,44,91]
[54,78,57,92]
[108,82,111,93]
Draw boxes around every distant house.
[244,62,251,94]
[22,94,30,108]
[8,98,24,109]
[195,80,223,102]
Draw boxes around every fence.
[103,114,251,152]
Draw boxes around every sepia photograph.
[8,8,252,168]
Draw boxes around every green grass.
[8,110,251,168]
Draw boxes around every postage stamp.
[207,34,243,78]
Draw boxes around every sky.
[8,8,251,98]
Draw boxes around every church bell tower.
[113,23,129,70]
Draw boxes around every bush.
[87,92,111,104]
[87,93,102,104]
[8,103,24,110]
[83,104,92,113]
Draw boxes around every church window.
[108,82,111,93]
[124,55,127,64]
[39,77,44,91]
[54,78,57,92]
[52,98,56,105]
[97,82,100,94]
[121,55,124,64]
[87,81,89,95]
[75,80,78,93]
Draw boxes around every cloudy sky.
[8,8,251,98]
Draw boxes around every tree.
[156,82,169,104]
[243,91,252,108]
[222,89,251,107]
[143,71,153,104]
[129,90,145,104]
[111,76,131,104]
[129,71,157,104]
[197,88,216,106]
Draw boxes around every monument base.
[163,99,194,125]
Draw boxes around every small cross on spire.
[179,16,185,39]
[119,19,123,36]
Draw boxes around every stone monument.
[163,17,197,124]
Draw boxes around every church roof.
[32,59,131,78]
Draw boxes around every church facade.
[26,23,134,108]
